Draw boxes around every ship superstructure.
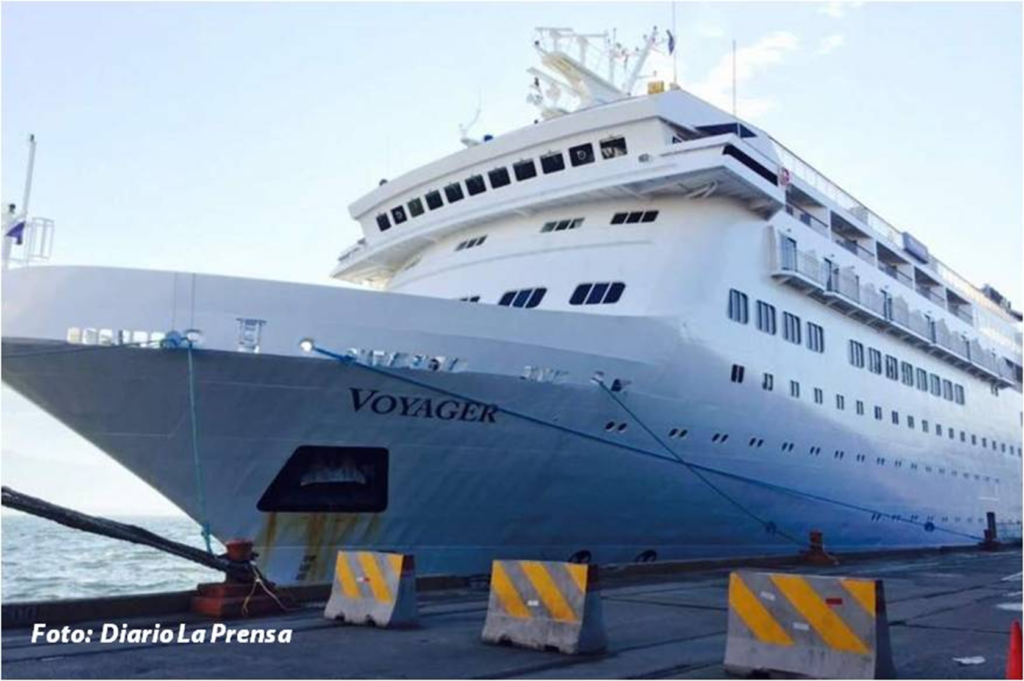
[2,29,1020,584]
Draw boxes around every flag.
[5,220,25,245]
[667,30,676,54]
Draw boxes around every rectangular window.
[407,197,425,217]
[375,213,391,232]
[783,312,801,344]
[916,367,928,391]
[790,380,800,398]
[856,400,865,415]
[929,373,941,396]
[610,212,628,225]
[849,340,865,368]
[942,379,953,401]
[908,415,915,429]
[568,142,595,166]
[954,384,965,405]
[900,361,914,386]
[874,406,883,420]
[499,288,547,309]
[885,355,898,380]
[922,420,929,433]
[465,174,487,196]
[868,348,882,374]
[391,205,408,224]
[891,411,899,425]
[600,136,628,159]
[836,394,845,410]
[425,190,444,210]
[731,364,745,383]
[513,159,538,181]
[813,387,823,404]
[728,289,749,324]
[540,153,565,174]
[570,282,626,305]
[488,167,511,189]
[763,373,774,391]
[756,301,777,335]
[640,210,659,223]
[935,424,942,437]
[444,183,465,203]
[806,323,825,353]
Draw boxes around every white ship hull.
[4,265,1019,584]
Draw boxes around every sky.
[1,1,1021,515]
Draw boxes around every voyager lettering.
[349,388,497,423]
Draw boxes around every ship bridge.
[332,90,786,287]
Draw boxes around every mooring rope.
[310,342,985,543]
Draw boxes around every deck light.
[299,338,316,353]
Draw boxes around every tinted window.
[783,312,801,344]
[391,205,408,225]
[425,190,444,210]
[540,153,566,174]
[465,174,487,196]
[756,301,776,335]
[569,143,595,167]
[488,167,511,188]
[640,211,659,223]
[444,183,465,202]
[513,160,537,181]
[728,289,749,323]
[849,340,864,367]
[611,212,628,225]
[376,213,391,232]
[407,197,425,218]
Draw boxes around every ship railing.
[775,237,1015,386]
[860,285,887,318]
[827,267,861,303]
[890,296,911,328]
[833,235,875,264]
[784,204,829,239]
[917,286,946,307]
[879,262,914,289]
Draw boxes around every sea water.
[1,514,223,602]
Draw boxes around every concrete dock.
[2,548,1021,679]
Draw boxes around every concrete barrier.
[323,550,418,628]
[724,570,894,679]
[481,559,606,655]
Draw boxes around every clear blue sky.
[2,2,1021,515]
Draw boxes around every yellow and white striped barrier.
[323,550,418,628]
[481,559,606,655]
[724,570,894,679]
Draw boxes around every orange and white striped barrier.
[724,570,894,678]
[323,550,418,628]
[481,559,606,655]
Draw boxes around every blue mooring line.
[186,343,214,554]
[311,343,984,544]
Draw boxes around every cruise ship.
[3,28,1021,584]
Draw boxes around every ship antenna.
[22,134,37,216]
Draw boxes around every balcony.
[834,235,875,264]
[879,262,913,289]
[772,234,1013,386]
[784,204,829,239]
[917,285,945,307]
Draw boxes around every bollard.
[481,559,606,655]
[323,550,418,628]
[724,570,894,679]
